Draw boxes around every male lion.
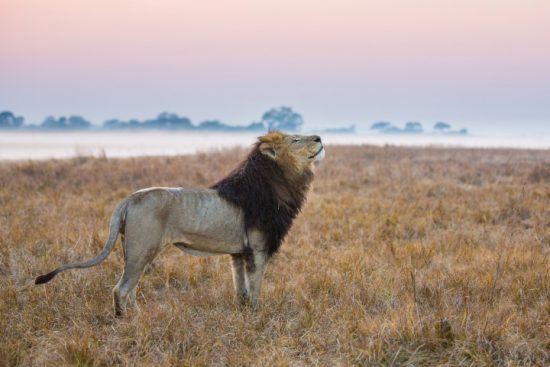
[35,131,324,317]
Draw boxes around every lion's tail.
[35,199,130,285]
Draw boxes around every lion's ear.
[259,142,277,159]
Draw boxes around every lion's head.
[212,130,323,256]
[257,131,325,173]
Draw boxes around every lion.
[35,131,324,317]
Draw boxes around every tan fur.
[35,131,324,317]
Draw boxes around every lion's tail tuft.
[35,270,58,284]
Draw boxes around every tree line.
[0,107,304,132]
[370,121,468,135]
[1,108,468,134]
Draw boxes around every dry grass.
[0,145,549,366]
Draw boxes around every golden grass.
[0,146,549,366]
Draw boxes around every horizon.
[0,108,472,136]
[1,0,549,135]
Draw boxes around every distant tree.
[404,121,423,133]
[0,111,24,129]
[434,122,451,132]
[370,121,403,133]
[128,119,141,128]
[104,113,193,130]
[41,116,65,129]
[144,112,192,129]
[244,122,266,131]
[104,119,124,129]
[370,121,392,131]
[384,126,403,133]
[198,120,227,130]
[67,115,91,129]
[324,125,356,133]
[261,107,303,132]
[41,115,91,129]
[198,120,266,131]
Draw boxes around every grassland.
[0,145,548,366]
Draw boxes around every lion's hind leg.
[128,288,139,310]
[113,254,149,317]
[113,230,162,317]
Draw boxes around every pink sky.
[1,0,549,133]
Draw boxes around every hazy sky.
[1,0,549,134]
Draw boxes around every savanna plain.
[0,145,548,366]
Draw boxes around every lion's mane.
[211,143,313,256]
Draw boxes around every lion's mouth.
[309,146,324,159]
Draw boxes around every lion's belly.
[173,232,243,254]
[164,188,245,254]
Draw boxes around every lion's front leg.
[244,250,268,307]
[231,254,247,303]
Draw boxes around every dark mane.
[211,145,313,256]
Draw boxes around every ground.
[0,146,548,366]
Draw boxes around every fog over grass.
[0,131,549,161]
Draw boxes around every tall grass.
[0,146,548,366]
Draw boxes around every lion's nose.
[312,135,321,143]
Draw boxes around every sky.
[1,0,549,135]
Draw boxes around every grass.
[0,145,548,366]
